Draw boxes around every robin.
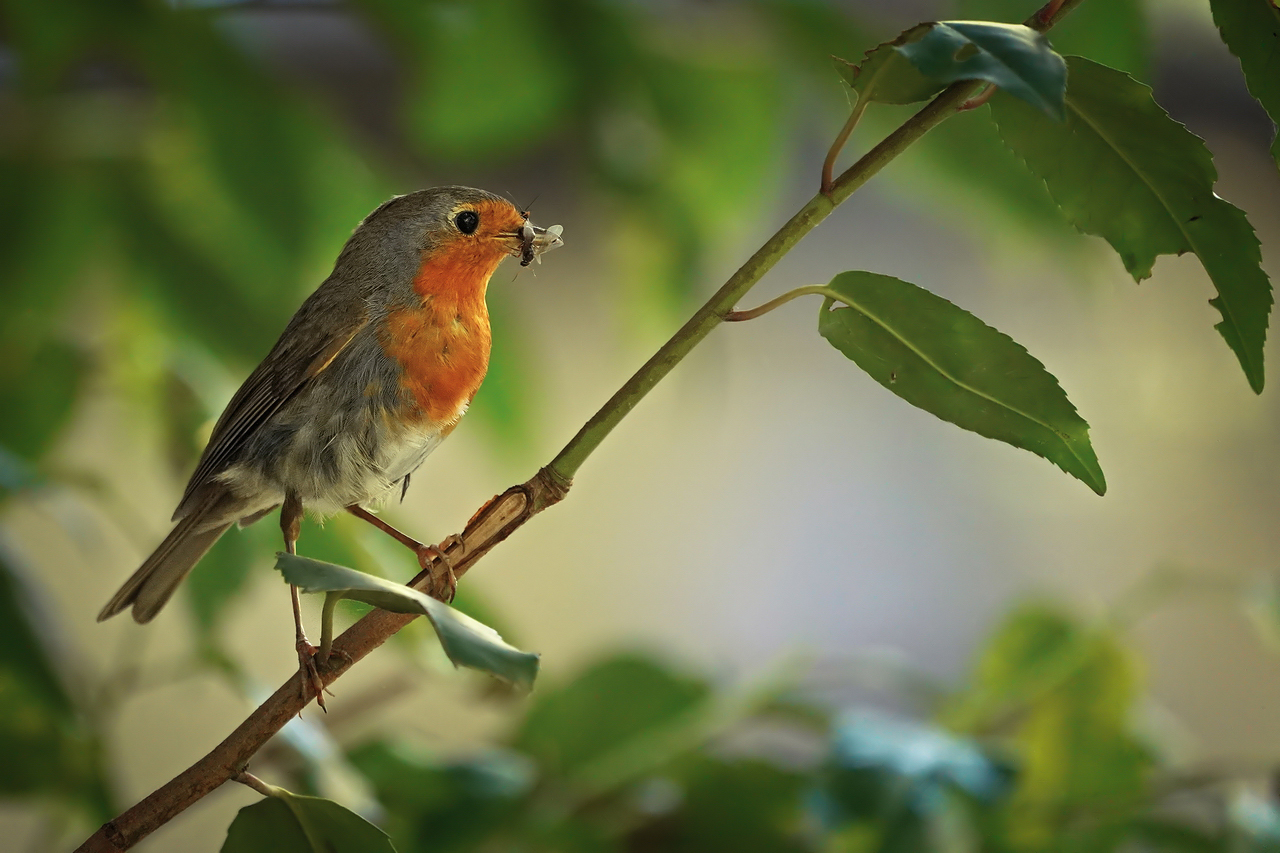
[97,186,563,703]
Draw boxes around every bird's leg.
[345,505,460,602]
[282,492,327,711]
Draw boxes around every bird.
[97,186,562,703]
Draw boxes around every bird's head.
[336,186,563,305]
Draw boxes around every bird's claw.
[296,637,330,712]
[416,536,461,602]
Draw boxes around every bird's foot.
[416,535,461,602]
[296,636,330,712]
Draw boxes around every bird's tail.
[97,506,234,624]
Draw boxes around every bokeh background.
[2,0,1279,850]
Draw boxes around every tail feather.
[98,511,234,624]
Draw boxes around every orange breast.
[380,243,502,426]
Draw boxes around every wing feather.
[173,293,369,520]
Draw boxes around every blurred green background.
[2,0,1280,850]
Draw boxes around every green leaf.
[515,654,709,777]
[275,554,539,688]
[221,790,395,853]
[897,21,1067,119]
[468,298,538,461]
[348,740,532,853]
[364,0,574,161]
[943,604,1152,845]
[816,711,1010,829]
[644,755,808,853]
[0,338,86,462]
[992,56,1274,393]
[134,15,313,253]
[0,545,112,818]
[1210,0,1280,169]
[956,0,1149,78]
[817,270,1105,494]
[834,24,946,106]
[759,0,876,84]
[1244,576,1280,655]
[185,521,273,638]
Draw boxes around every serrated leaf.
[221,790,395,853]
[834,24,946,106]
[992,56,1273,393]
[898,21,1066,119]
[1210,0,1280,169]
[956,0,1149,78]
[818,270,1105,494]
[276,554,539,688]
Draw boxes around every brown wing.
[173,292,368,521]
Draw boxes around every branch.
[76,3,1085,849]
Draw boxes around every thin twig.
[959,83,997,111]
[820,97,869,196]
[232,771,276,798]
[724,285,847,322]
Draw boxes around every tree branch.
[75,3,1085,849]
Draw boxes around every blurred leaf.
[898,22,1066,119]
[185,519,273,640]
[361,0,574,161]
[600,36,784,313]
[1244,576,1280,654]
[992,57,1273,393]
[276,553,540,687]
[117,177,285,364]
[944,604,1151,847]
[468,297,538,459]
[629,757,808,853]
[1125,817,1229,853]
[882,104,1082,250]
[515,654,710,777]
[221,789,395,853]
[348,741,533,853]
[1210,0,1280,169]
[956,0,1149,78]
[0,544,112,818]
[1231,791,1280,853]
[0,165,100,347]
[132,12,312,252]
[834,25,945,106]
[756,0,875,82]
[944,603,1101,729]
[815,711,1010,829]
[818,270,1105,494]
[0,445,43,502]
[0,338,87,462]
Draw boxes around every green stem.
[233,771,282,799]
[546,0,1084,482]
[820,94,871,195]
[724,285,850,322]
[317,592,340,664]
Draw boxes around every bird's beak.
[507,222,564,267]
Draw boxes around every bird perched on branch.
[98,186,563,704]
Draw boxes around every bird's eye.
[454,210,480,235]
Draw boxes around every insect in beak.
[518,222,564,267]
